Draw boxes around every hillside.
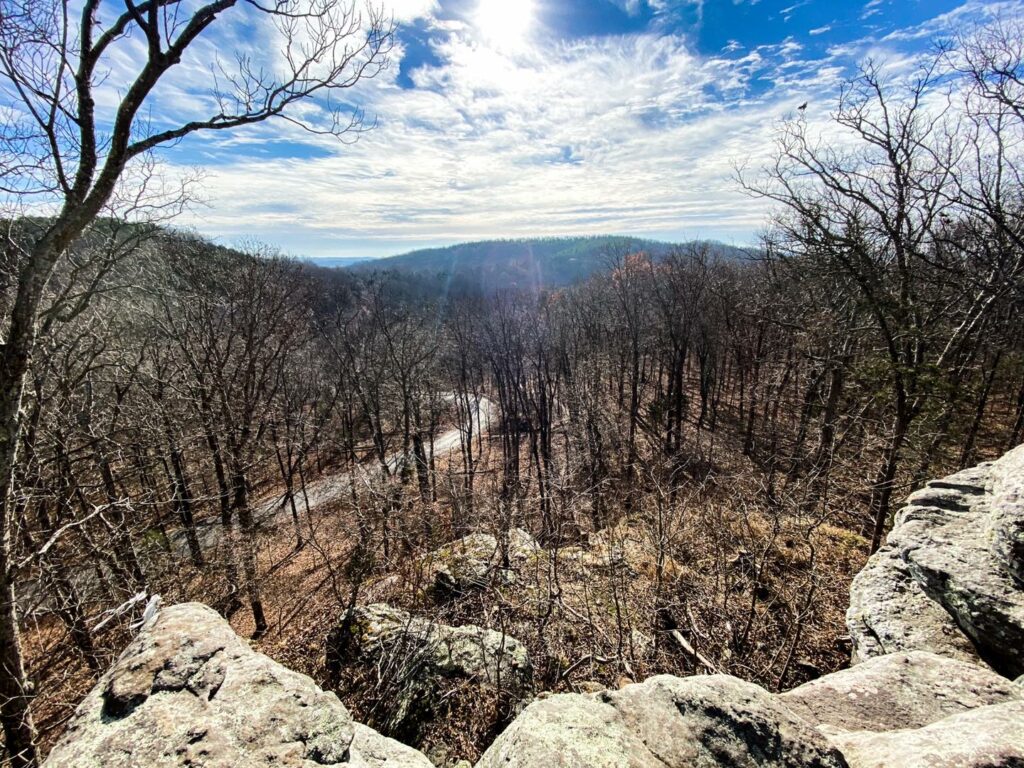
[5,4,1024,768]
[346,236,747,292]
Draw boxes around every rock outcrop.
[828,701,1024,768]
[46,447,1024,768]
[990,445,1024,588]
[473,446,1024,768]
[778,650,1022,733]
[422,529,539,597]
[328,603,531,737]
[476,675,849,768]
[847,446,1024,678]
[845,543,984,665]
[474,653,1024,768]
[44,603,432,768]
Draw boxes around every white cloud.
[385,0,439,22]
[148,0,1023,258]
[171,27,832,255]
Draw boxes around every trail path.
[21,396,494,615]
[180,395,494,553]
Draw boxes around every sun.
[474,0,536,49]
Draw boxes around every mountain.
[346,236,703,293]
[305,256,375,269]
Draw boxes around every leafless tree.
[0,0,392,761]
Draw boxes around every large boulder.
[990,445,1024,585]
[779,651,1023,733]
[475,674,849,768]
[829,700,1024,768]
[328,604,531,738]
[898,496,1024,678]
[845,546,982,665]
[847,450,1024,678]
[423,529,540,596]
[43,603,432,768]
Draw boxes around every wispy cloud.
[141,0,1022,257]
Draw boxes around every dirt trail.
[184,395,494,551]
[19,397,494,616]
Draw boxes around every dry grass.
[13,419,896,765]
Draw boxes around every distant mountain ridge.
[343,236,745,292]
[305,256,375,269]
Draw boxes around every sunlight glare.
[474,0,536,49]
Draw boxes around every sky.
[142,0,1021,259]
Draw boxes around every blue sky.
[147,0,1020,258]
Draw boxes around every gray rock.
[350,724,434,768]
[329,604,531,737]
[780,651,1022,733]
[43,603,432,768]
[990,445,1024,585]
[476,674,848,768]
[900,501,1024,678]
[333,603,531,687]
[423,529,539,596]
[903,489,975,514]
[848,449,1024,678]
[845,545,981,666]
[829,700,1024,768]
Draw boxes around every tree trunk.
[0,564,37,768]
[168,443,204,567]
[1006,374,1024,451]
[231,467,267,637]
[868,412,911,554]
[960,352,1001,468]
[46,564,101,672]
[0,230,75,768]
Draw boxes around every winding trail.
[20,396,494,616]
[180,395,494,553]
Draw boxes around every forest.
[1,1,1023,766]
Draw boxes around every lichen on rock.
[476,674,849,768]
[847,446,1024,678]
[328,603,532,740]
[43,603,433,768]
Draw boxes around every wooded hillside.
[1,5,1023,766]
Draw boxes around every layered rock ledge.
[847,445,1024,677]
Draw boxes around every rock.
[423,529,539,596]
[329,604,531,737]
[332,604,531,688]
[780,651,1022,733]
[990,445,1024,585]
[845,546,982,665]
[43,603,432,768]
[848,449,1024,678]
[829,700,1024,768]
[350,724,434,768]
[475,691,651,768]
[476,674,848,768]
[899,497,1024,677]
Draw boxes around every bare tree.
[741,60,1018,552]
[0,0,392,761]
